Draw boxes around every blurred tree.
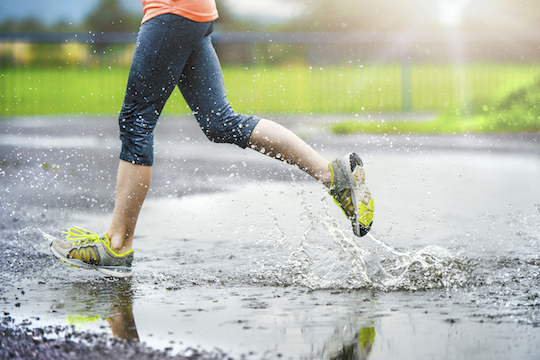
[460,0,540,32]
[0,18,46,32]
[286,0,540,33]
[50,20,81,33]
[288,0,441,32]
[214,0,260,31]
[84,0,140,33]
[82,0,141,60]
[214,0,234,30]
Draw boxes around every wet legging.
[118,14,260,166]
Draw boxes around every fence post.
[401,63,413,112]
[400,34,413,112]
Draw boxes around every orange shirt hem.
[141,0,219,24]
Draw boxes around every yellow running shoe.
[329,152,374,237]
[49,227,133,277]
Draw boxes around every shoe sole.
[340,153,374,237]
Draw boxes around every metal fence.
[1,31,540,116]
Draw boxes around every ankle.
[106,233,132,254]
[320,164,333,188]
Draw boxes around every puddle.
[1,118,540,359]
[3,179,539,359]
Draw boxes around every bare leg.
[106,119,330,252]
[107,160,152,253]
[247,119,333,187]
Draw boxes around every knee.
[118,115,156,166]
[197,107,260,148]
[199,114,240,144]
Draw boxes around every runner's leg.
[247,119,332,187]
[108,16,214,251]
[178,30,332,187]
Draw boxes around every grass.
[330,114,539,135]
[2,63,540,132]
[332,77,540,134]
[1,66,129,116]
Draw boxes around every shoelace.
[62,227,102,245]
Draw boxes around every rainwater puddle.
[2,118,540,359]
[5,177,538,359]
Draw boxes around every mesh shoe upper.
[50,227,133,277]
[329,152,374,237]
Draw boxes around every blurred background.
[0,0,539,133]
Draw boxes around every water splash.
[284,221,455,290]
[250,186,458,291]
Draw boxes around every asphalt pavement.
[1,115,539,359]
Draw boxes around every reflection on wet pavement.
[331,326,375,360]
[64,280,139,342]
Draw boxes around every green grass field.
[332,75,540,134]
[2,64,539,128]
[331,112,540,135]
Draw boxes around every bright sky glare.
[439,0,472,26]
[223,0,304,21]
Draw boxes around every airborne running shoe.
[329,152,374,237]
[50,227,133,278]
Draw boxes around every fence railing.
[1,31,540,117]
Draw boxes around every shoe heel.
[349,152,363,170]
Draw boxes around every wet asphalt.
[1,114,540,359]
